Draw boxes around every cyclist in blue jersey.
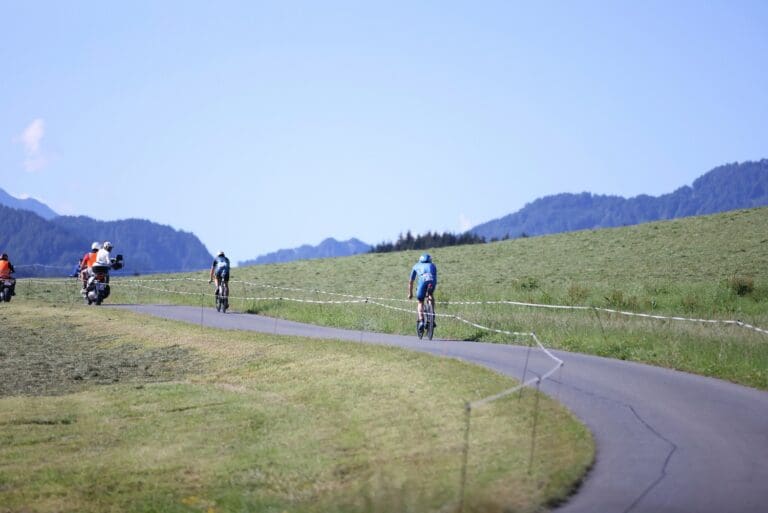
[209,250,231,289]
[408,253,437,332]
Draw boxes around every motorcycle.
[85,255,124,305]
[0,278,15,302]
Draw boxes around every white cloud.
[21,119,45,153]
[15,118,48,172]
[459,213,473,232]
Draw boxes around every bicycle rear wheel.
[425,298,435,340]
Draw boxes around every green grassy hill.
[101,207,768,389]
[232,205,768,311]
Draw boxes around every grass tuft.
[728,275,755,296]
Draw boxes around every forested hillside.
[0,206,211,276]
[0,205,87,276]
[53,216,212,274]
[471,160,768,240]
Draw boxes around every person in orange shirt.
[0,253,16,296]
[79,242,100,293]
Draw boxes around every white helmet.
[91,242,100,250]
[103,241,113,251]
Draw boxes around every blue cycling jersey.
[410,262,437,285]
[213,255,230,273]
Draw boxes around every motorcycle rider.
[83,241,116,305]
[0,253,16,296]
[93,241,113,271]
[79,242,100,293]
[86,241,113,288]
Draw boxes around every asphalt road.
[118,304,768,513]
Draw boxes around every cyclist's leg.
[416,281,429,323]
[427,283,436,326]
[417,282,429,332]
[221,271,229,297]
[215,269,226,293]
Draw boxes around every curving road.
[118,304,768,513]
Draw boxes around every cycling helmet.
[217,250,225,256]
[91,242,100,250]
[103,241,113,251]
[419,253,431,263]
[0,253,7,260]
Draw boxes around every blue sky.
[2,1,767,262]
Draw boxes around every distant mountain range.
[470,160,768,240]
[0,189,58,220]
[237,159,768,265]
[0,190,212,277]
[4,159,766,273]
[238,238,371,266]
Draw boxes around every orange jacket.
[80,251,98,270]
[0,260,12,279]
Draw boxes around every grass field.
[29,206,763,390]
[5,207,767,511]
[0,303,592,512]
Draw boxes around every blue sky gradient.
[2,1,767,260]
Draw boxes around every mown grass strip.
[0,303,593,513]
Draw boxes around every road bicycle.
[417,285,435,340]
[215,278,229,313]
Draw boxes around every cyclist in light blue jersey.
[408,253,437,331]
[209,250,231,289]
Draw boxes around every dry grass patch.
[0,302,592,513]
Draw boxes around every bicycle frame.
[215,277,229,313]
[417,284,435,340]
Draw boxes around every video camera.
[111,254,124,271]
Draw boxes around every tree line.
[370,230,488,253]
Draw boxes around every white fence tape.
[20,276,568,407]
[18,275,767,408]
[22,276,768,336]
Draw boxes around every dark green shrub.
[728,275,755,296]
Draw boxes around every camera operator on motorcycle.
[209,250,230,291]
[0,253,16,297]
[83,241,124,305]
[92,241,114,273]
